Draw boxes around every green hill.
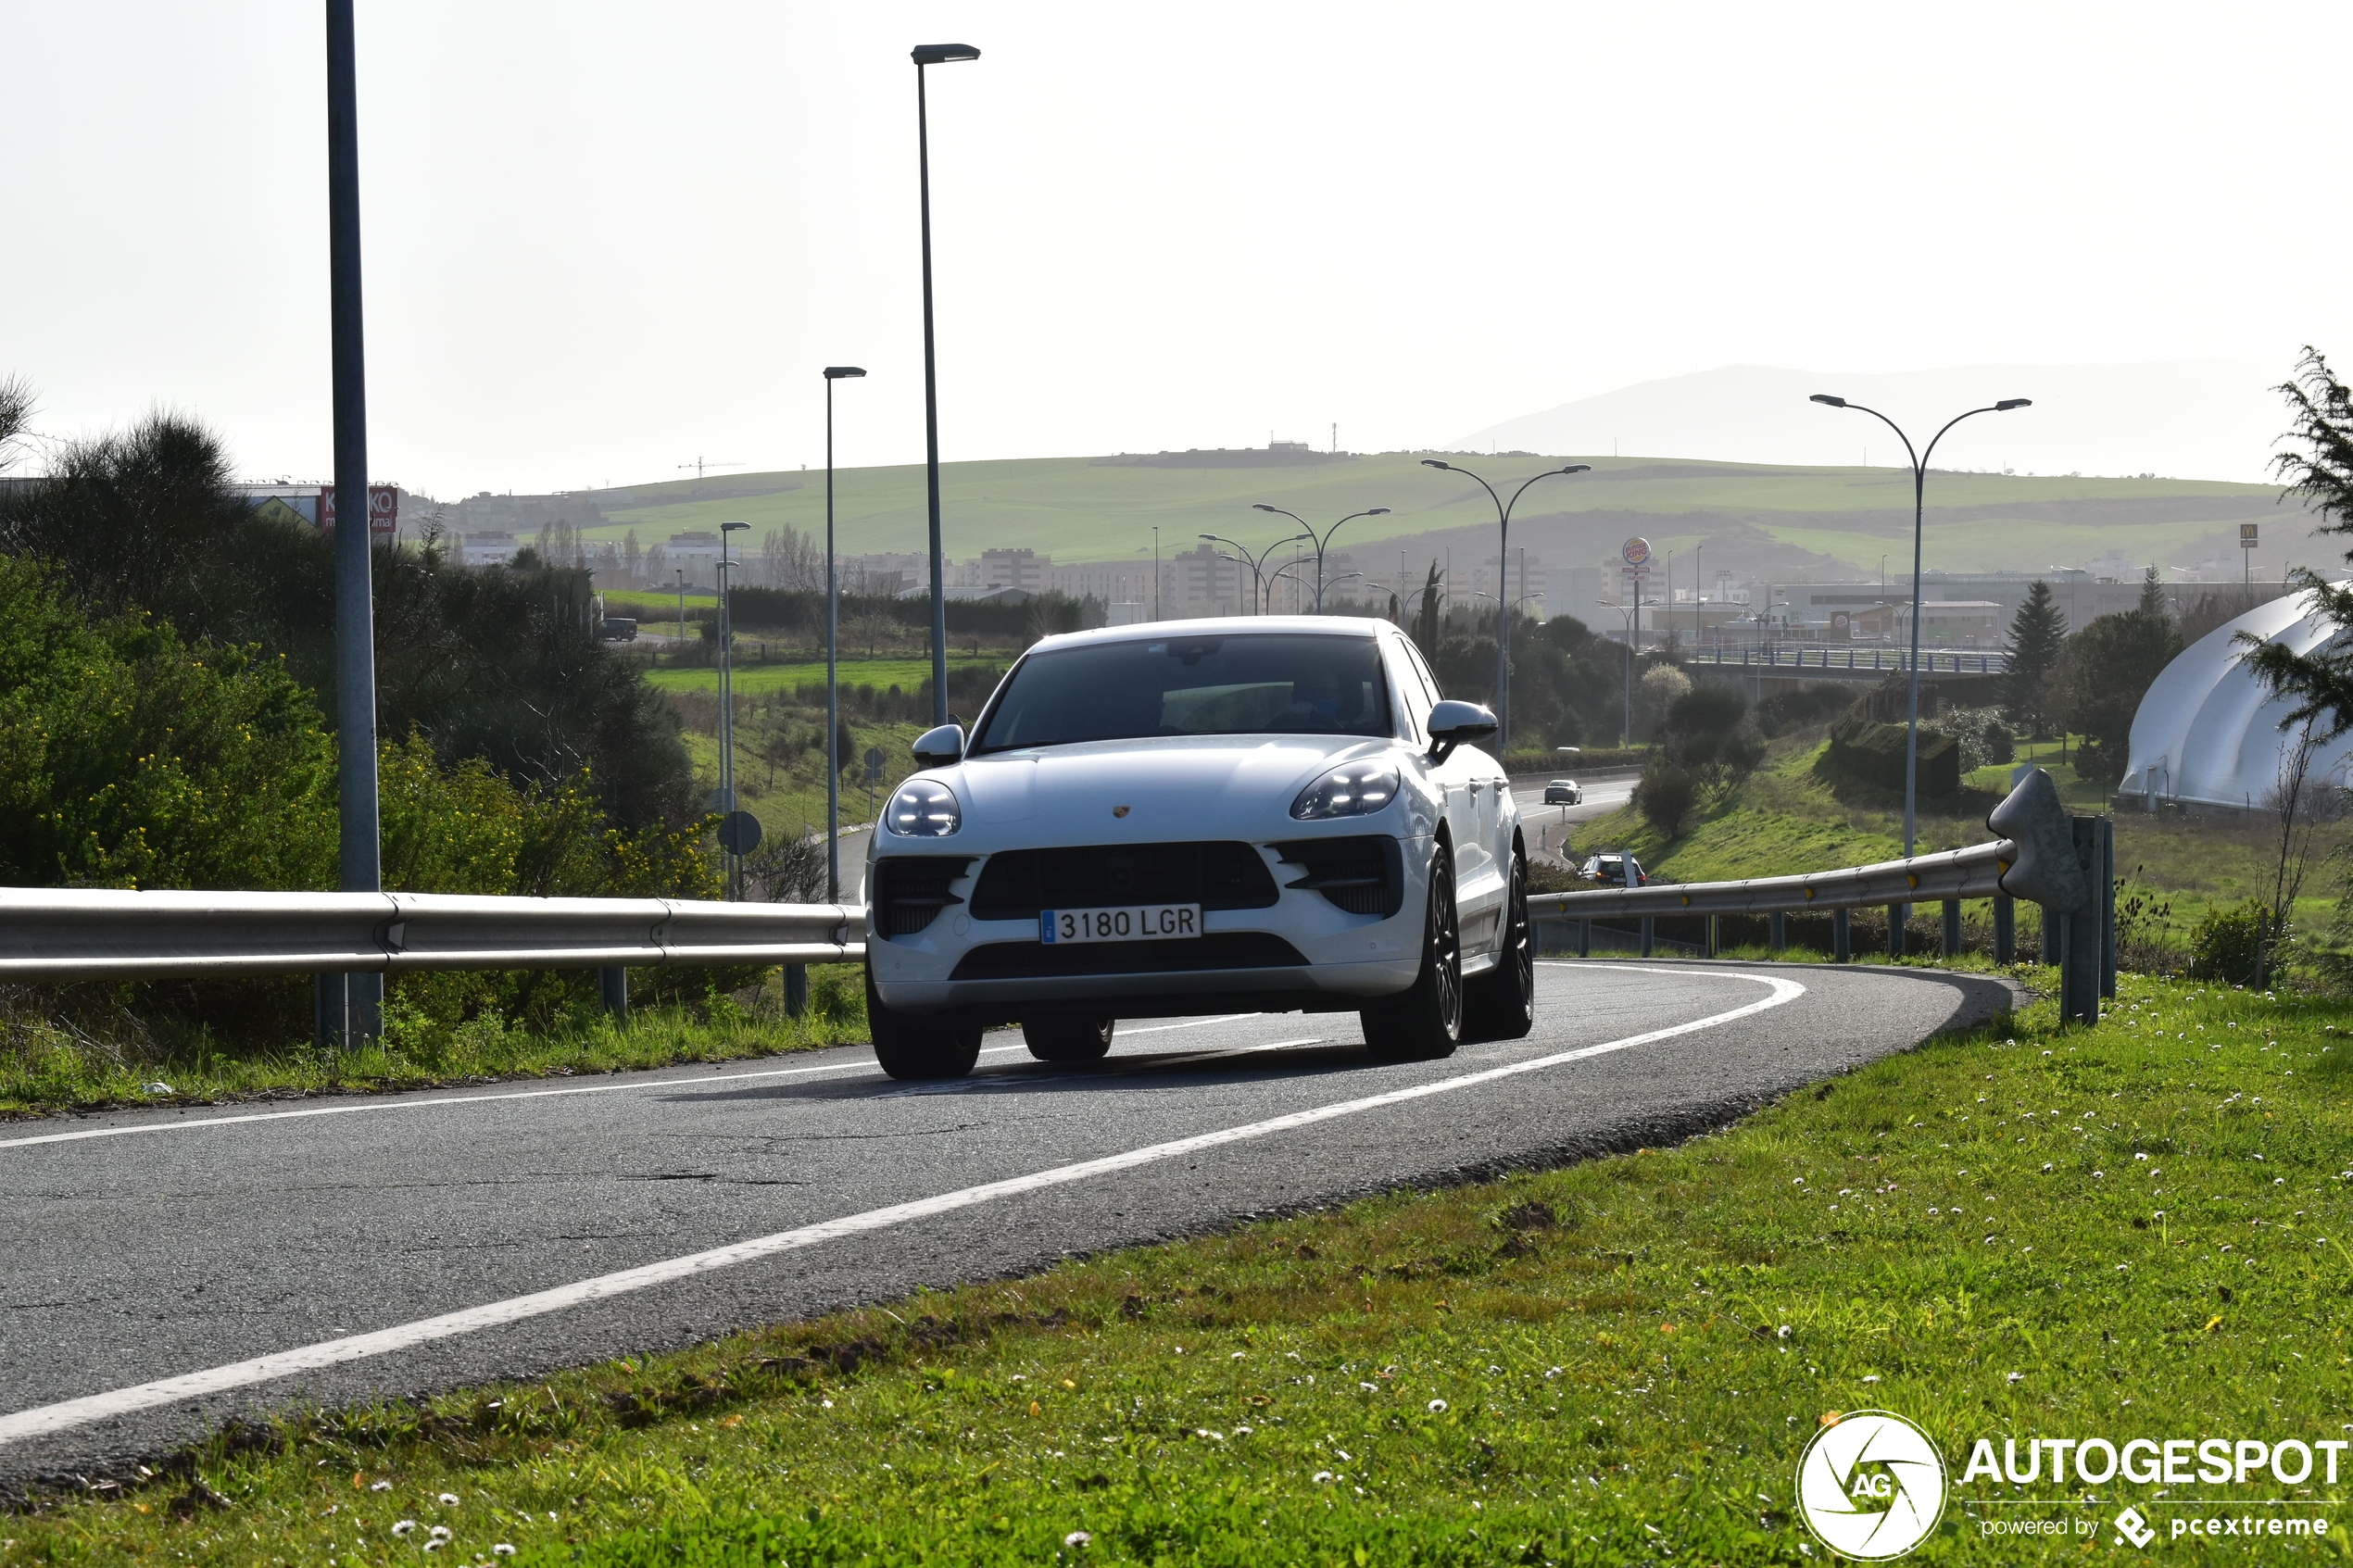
[543,450,2309,582]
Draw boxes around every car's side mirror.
[1426,700,1498,764]
[911,723,965,767]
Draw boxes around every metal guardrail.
[0,889,863,982]
[1685,646,2007,676]
[1533,768,2116,1022]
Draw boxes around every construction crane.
[677,458,746,483]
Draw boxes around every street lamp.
[913,42,979,727]
[718,519,751,899]
[1810,392,2031,943]
[1420,458,1591,750]
[1201,532,1309,614]
[1252,503,1390,610]
[822,365,865,903]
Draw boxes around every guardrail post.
[1887,902,1906,959]
[1833,907,1851,962]
[314,972,346,1049]
[599,966,629,1023]
[1942,898,1961,959]
[785,962,810,1017]
[2098,817,2116,1000]
[1769,911,1787,952]
[1577,918,1591,958]
[1640,916,1655,958]
[2058,816,2103,1024]
[1705,914,1718,959]
[1994,894,2016,963]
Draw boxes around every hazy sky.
[6,2,2347,495]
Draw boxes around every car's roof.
[1025,615,1397,656]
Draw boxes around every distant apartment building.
[459,532,522,567]
[662,531,723,588]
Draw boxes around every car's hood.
[941,733,1390,841]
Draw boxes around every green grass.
[19,971,2352,1564]
[568,454,2289,578]
[645,656,1005,698]
[0,966,869,1120]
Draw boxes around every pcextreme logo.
[1795,1411,1949,1561]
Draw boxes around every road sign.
[319,484,399,536]
[862,746,886,784]
[1620,536,1651,568]
[2241,522,2259,549]
[717,810,763,857]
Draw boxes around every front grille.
[1271,835,1403,917]
[968,841,1278,921]
[949,931,1308,980]
[872,856,974,939]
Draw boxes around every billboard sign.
[319,484,399,536]
[1621,536,1651,568]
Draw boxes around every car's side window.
[1399,639,1442,734]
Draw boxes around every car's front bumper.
[868,835,1431,1018]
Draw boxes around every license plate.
[1040,904,1202,945]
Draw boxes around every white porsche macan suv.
[861,617,1532,1079]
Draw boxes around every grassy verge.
[0,965,869,1120]
[16,969,2350,1563]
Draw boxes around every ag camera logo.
[1795,1411,1948,1560]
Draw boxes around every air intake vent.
[873,857,974,939]
[969,841,1277,921]
[1271,835,1403,917]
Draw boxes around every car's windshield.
[972,633,1391,754]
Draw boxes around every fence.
[0,887,863,1036]
[1529,768,2116,1022]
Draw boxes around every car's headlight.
[885,779,962,836]
[1290,759,1401,821]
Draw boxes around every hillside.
[528,450,2314,587]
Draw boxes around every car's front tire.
[1022,1014,1114,1064]
[1362,843,1463,1063]
[865,964,983,1080]
[1464,849,1535,1041]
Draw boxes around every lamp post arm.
[1834,401,1922,480]
[1919,406,2003,471]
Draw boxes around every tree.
[2235,348,2353,740]
[2062,609,2181,784]
[1413,561,1442,657]
[2001,580,2068,738]
[2139,564,2170,617]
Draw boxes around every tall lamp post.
[912,42,979,727]
[321,0,383,1046]
[822,366,865,903]
[1201,532,1308,613]
[1420,459,1590,750]
[1808,393,2030,866]
[1476,591,1545,738]
[1251,504,1390,610]
[718,520,750,898]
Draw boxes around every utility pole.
[321,0,382,1048]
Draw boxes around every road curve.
[0,960,2016,1487]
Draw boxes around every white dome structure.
[2121,585,2350,810]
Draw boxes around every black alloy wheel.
[1362,842,1462,1063]
[1464,848,1536,1041]
[1022,1014,1115,1063]
[865,963,984,1080]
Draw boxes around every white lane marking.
[1116,1013,1261,1035]
[0,1016,1277,1154]
[0,970,1800,1446]
[885,1037,1324,1097]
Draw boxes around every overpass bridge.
[1680,645,2007,682]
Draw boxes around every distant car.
[599,617,638,642]
[1542,778,1581,806]
[1579,851,1645,887]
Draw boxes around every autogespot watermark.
[1795,1414,2341,1558]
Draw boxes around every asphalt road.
[0,960,2017,1489]
[1511,774,1637,865]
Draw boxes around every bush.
[1938,707,2017,772]
[1819,713,1960,797]
[2188,901,2268,985]
[1634,759,1703,836]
